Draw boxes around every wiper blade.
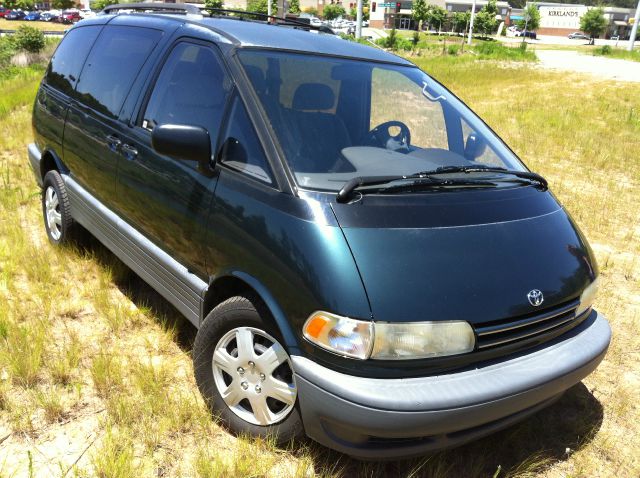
[413,165,548,189]
[336,175,494,203]
[381,179,497,193]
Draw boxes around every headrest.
[292,83,335,111]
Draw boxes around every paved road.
[535,50,640,83]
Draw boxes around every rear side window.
[76,26,162,118]
[45,26,102,96]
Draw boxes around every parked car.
[79,8,95,19]
[568,32,590,40]
[5,10,26,20]
[515,30,537,39]
[59,9,80,23]
[40,11,59,22]
[24,11,41,21]
[0,7,9,18]
[29,4,611,459]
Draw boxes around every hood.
[332,187,596,325]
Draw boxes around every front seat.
[286,83,352,173]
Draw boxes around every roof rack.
[102,3,202,16]
[204,8,335,34]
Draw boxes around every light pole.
[628,0,640,51]
[467,0,477,45]
[356,0,363,38]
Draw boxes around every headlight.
[302,311,373,360]
[303,312,475,360]
[575,277,599,317]
[371,321,475,360]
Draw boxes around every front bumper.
[293,310,610,459]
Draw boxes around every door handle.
[106,134,122,152]
[121,143,138,161]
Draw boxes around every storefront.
[527,2,635,38]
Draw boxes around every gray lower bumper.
[28,143,42,187]
[293,310,610,459]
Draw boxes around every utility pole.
[467,0,477,45]
[268,0,272,18]
[356,0,363,38]
[628,0,640,51]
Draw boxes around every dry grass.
[0,55,638,477]
[0,18,69,32]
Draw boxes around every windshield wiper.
[335,166,547,203]
[415,165,548,189]
[336,175,496,203]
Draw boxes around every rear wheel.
[193,296,303,443]
[42,170,80,245]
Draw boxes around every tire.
[42,170,81,245]
[193,295,304,444]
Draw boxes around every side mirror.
[151,124,214,176]
[219,137,247,164]
[464,132,487,161]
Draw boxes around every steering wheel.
[368,120,411,152]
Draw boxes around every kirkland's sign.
[547,10,580,17]
[539,5,588,30]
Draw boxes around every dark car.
[28,4,610,459]
[516,30,537,39]
[24,11,41,21]
[5,10,26,20]
[40,11,59,22]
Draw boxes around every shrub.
[596,45,612,55]
[447,44,460,56]
[13,26,45,53]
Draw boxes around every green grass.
[593,45,640,62]
[0,55,639,477]
[376,32,536,62]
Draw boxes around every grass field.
[0,18,69,32]
[0,52,639,477]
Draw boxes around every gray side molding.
[64,175,207,327]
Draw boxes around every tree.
[247,0,277,15]
[580,7,607,44]
[322,3,345,20]
[289,0,300,14]
[204,0,224,10]
[92,0,119,11]
[473,0,499,36]
[452,11,470,33]
[425,5,447,32]
[412,0,429,31]
[516,3,540,32]
[303,6,318,16]
[52,0,76,9]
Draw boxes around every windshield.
[238,50,525,192]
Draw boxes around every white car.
[79,8,95,18]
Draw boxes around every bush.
[13,26,45,53]
[596,45,612,55]
[473,41,536,61]
[447,44,459,56]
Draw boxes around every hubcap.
[44,186,62,240]
[212,327,297,426]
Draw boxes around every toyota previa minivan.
[28,3,611,459]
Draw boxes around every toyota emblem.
[527,289,544,307]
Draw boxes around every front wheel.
[193,296,303,443]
